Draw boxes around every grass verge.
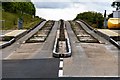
[1,11,41,30]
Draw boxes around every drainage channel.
[53,20,71,58]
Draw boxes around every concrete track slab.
[2,21,46,59]
[77,21,109,44]
[31,22,59,59]
[5,43,43,59]
[63,22,94,77]
[81,43,118,76]
[63,21,118,77]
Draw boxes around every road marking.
[60,58,63,60]
[4,51,16,59]
[58,58,64,77]
[59,61,63,68]
[58,70,63,77]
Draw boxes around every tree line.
[2,2,35,16]
[74,11,104,28]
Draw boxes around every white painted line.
[58,70,63,77]
[58,58,64,77]
[60,58,63,60]
[4,51,15,59]
[59,61,63,68]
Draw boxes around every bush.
[74,11,104,28]
[2,2,35,16]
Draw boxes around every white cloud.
[34,2,72,9]
[32,0,113,2]
[36,8,78,20]
[32,0,115,20]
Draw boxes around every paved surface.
[111,30,120,34]
[2,21,61,79]
[2,21,46,59]
[63,21,94,77]
[63,21,118,77]
[1,30,13,35]
[77,21,109,44]
[30,21,59,59]
[1,21,119,78]
[80,43,118,76]
[6,43,43,59]
[2,58,60,78]
[4,30,27,37]
[4,21,58,59]
[97,29,120,37]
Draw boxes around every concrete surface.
[5,43,43,59]
[4,30,27,37]
[1,21,119,78]
[97,29,119,37]
[30,22,59,59]
[63,21,118,77]
[2,21,46,59]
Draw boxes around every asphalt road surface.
[2,58,60,78]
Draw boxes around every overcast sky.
[31,0,116,20]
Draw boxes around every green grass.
[24,20,41,29]
[1,11,41,30]
[0,6,2,28]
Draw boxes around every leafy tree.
[111,1,120,10]
[74,11,104,28]
[2,2,35,15]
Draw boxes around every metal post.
[104,10,107,29]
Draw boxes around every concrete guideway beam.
[53,20,72,58]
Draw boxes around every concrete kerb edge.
[0,38,15,49]
[110,38,120,49]
[53,30,72,57]
[0,21,43,49]
[83,21,120,49]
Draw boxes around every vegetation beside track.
[74,11,104,29]
[2,11,42,30]
[1,2,43,30]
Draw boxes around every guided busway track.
[78,20,120,49]
[53,20,71,58]
[70,21,99,43]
